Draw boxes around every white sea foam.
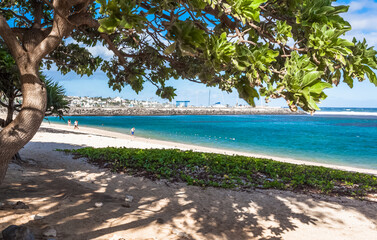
[314,111,377,116]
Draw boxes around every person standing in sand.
[130,127,135,136]
[74,120,79,129]
[68,119,71,127]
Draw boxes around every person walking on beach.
[74,120,79,129]
[130,127,135,136]
[68,119,71,127]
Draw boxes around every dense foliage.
[2,0,377,112]
[89,0,377,112]
[61,147,377,197]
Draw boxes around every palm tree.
[43,76,69,118]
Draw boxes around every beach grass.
[59,147,377,197]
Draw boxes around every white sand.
[0,122,376,240]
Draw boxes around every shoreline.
[41,121,377,175]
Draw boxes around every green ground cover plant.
[59,147,377,197]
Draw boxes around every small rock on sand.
[8,163,23,171]
[124,195,134,203]
[121,203,131,208]
[31,214,44,220]
[172,228,189,238]
[2,225,35,240]
[94,202,103,208]
[12,201,29,209]
[43,228,57,237]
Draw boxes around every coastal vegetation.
[61,147,377,198]
[1,0,377,184]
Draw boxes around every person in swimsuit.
[74,120,79,129]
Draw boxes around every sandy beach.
[1,122,377,240]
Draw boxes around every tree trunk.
[0,70,46,183]
[4,96,24,162]
[5,96,14,126]
[0,0,84,184]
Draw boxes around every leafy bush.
[58,147,377,197]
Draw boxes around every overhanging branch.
[0,15,25,60]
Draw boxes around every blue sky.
[44,0,377,107]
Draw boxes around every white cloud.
[344,13,377,32]
[339,0,377,32]
[65,38,114,60]
[344,31,377,47]
[335,1,377,48]
[348,0,377,13]
[86,44,114,60]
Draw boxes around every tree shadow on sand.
[0,141,376,240]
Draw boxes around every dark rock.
[42,228,57,237]
[12,201,29,210]
[156,218,164,224]
[2,225,35,240]
[121,203,130,208]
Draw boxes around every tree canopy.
[1,0,376,113]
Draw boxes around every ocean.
[45,107,377,170]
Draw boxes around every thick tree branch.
[0,15,25,60]
[33,12,92,62]
[100,33,128,65]
[32,0,43,28]
[33,0,94,62]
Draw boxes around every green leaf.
[301,71,322,88]
[164,42,176,55]
[250,0,268,9]
[232,59,247,71]
[309,82,332,94]
[98,17,119,33]
[302,90,320,110]
[179,43,196,57]
[344,74,354,88]
[364,66,377,86]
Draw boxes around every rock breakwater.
[66,107,304,116]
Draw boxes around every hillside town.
[64,96,250,108]
[62,96,301,116]
[65,96,174,108]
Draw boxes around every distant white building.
[113,97,123,102]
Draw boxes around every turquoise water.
[46,111,377,170]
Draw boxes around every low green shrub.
[58,147,377,197]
